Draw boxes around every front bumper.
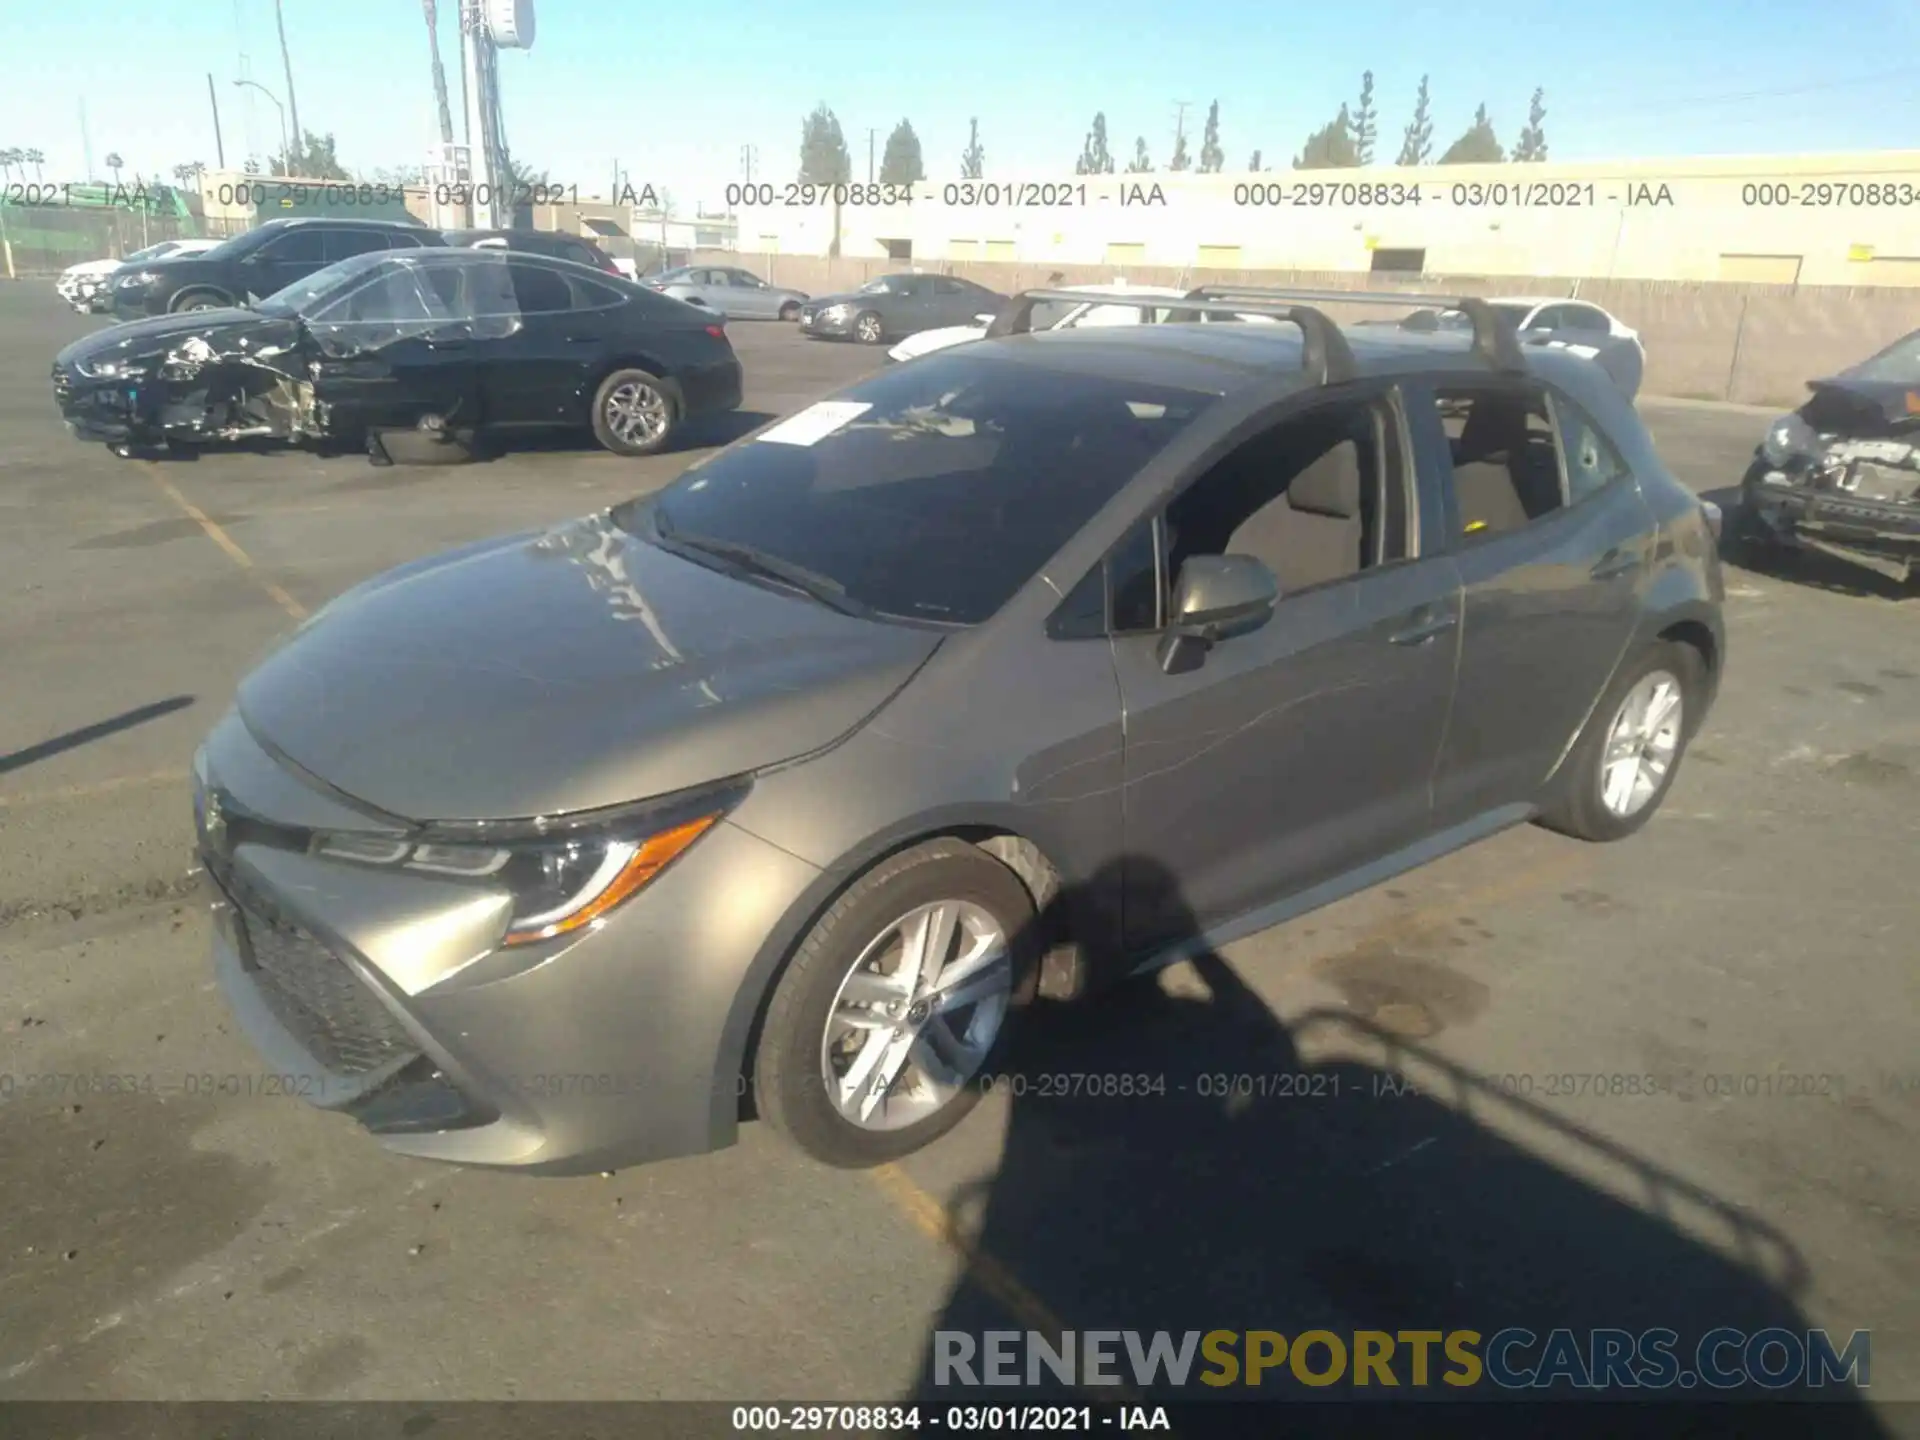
[195,720,821,1173]
[51,362,148,444]
[797,309,855,339]
[1741,459,1920,582]
[111,286,168,320]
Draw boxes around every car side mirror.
[1156,554,1278,674]
[974,313,996,324]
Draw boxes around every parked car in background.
[1386,297,1645,399]
[1732,328,1920,586]
[644,265,809,321]
[57,238,222,313]
[887,281,1279,363]
[800,273,1008,345]
[109,217,444,318]
[187,286,1721,1177]
[443,228,623,276]
[56,248,740,460]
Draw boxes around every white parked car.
[56,239,222,313]
[885,281,1278,362]
[1393,295,1646,398]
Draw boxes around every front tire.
[590,368,679,456]
[853,310,886,345]
[170,290,227,313]
[1536,640,1703,842]
[752,839,1041,1168]
[778,301,801,322]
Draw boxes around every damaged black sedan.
[52,248,743,463]
[1733,329,1920,586]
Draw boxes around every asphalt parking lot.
[1,282,1915,1418]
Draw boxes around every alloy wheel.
[604,380,669,446]
[856,314,883,344]
[819,899,1012,1131]
[1599,669,1683,818]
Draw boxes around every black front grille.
[210,853,419,1079]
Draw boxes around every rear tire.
[590,368,679,456]
[752,839,1041,1168]
[1536,640,1704,842]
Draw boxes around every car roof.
[960,321,1606,400]
[444,228,591,241]
[255,215,428,230]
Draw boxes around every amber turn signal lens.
[501,812,722,946]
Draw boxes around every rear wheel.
[1536,640,1703,842]
[752,839,1040,1168]
[853,310,885,345]
[590,368,678,456]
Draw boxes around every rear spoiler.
[982,284,1524,387]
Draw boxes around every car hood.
[235,509,943,822]
[888,324,987,361]
[55,308,292,369]
[63,259,122,278]
[1800,375,1920,436]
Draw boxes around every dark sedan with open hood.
[52,247,741,461]
[1734,330,1920,585]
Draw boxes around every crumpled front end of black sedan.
[1738,385,1920,585]
[51,319,326,453]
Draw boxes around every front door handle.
[1591,547,1641,581]
[1389,607,1458,646]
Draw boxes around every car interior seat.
[1450,392,1565,533]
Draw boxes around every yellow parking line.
[141,464,308,621]
[0,769,187,809]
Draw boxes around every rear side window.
[1432,384,1568,541]
[1550,393,1632,504]
[326,229,391,262]
[565,273,626,310]
[507,260,574,313]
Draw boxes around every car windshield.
[253,251,395,316]
[1846,330,1920,383]
[193,229,270,264]
[856,277,896,294]
[126,241,178,263]
[627,351,1214,625]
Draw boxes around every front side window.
[627,352,1214,625]
[307,260,461,349]
[257,228,327,264]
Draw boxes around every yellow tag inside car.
[1464,519,1488,533]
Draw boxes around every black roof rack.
[983,287,1359,385]
[1177,285,1526,373]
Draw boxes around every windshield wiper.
[650,506,876,619]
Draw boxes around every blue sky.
[3,0,1916,211]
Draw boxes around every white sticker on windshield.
[756,401,873,447]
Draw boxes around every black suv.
[110,217,445,318]
[442,228,622,275]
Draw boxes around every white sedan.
[886,281,1277,362]
[1401,295,1646,398]
[56,238,222,313]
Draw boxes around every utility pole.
[867,129,876,184]
[207,75,226,169]
[79,99,94,182]
[741,144,757,184]
[272,0,303,173]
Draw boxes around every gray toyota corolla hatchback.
[192,287,1726,1174]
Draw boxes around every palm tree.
[0,149,22,183]
[105,152,124,186]
[24,147,45,181]
[421,0,455,146]
[274,0,305,177]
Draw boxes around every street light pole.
[233,79,289,174]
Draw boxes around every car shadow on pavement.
[902,858,1890,1434]
[1703,481,1914,601]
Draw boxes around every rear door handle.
[1591,548,1641,581]
[1389,607,1458,646]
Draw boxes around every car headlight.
[74,357,148,380]
[119,270,160,287]
[822,303,851,321]
[308,784,743,947]
[1760,413,1816,466]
